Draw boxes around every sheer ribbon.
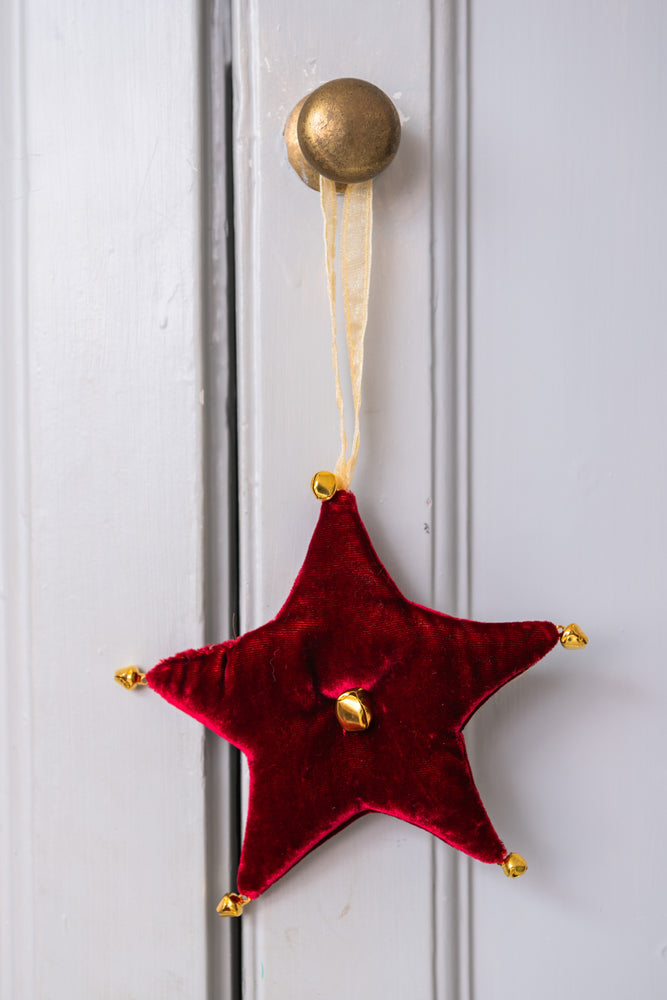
[319,176,373,490]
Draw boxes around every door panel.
[469,3,667,996]
[231,1,466,995]
[1,2,218,996]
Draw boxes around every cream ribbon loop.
[320,176,373,491]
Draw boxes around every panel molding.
[0,3,34,998]
[3,2,210,995]
[230,1,261,990]
[232,1,471,994]
[200,0,240,995]
[469,4,667,996]
[430,1,472,998]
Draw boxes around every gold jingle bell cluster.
[115,467,588,904]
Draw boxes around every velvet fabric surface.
[148,491,559,899]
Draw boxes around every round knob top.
[297,78,401,185]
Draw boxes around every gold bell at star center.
[501,852,527,878]
[336,689,372,732]
[217,892,251,917]
[560,623,588,649]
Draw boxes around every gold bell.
[501,853,528,878]
[217,892,250,918]
[311,470,338,501]
[560,623,588,649]
[114,666,147,690]
[336,689,372,732]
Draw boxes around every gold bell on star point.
[559,623,588,649]
[501,852,528,878]
[114,666,147,690]
[217,892,251,917]
[311,470,338,501]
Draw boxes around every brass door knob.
[285,78,401,190]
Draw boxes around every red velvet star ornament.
[147,490,560,902]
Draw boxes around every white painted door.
[1,2,234,996]
[2,2,666,998]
